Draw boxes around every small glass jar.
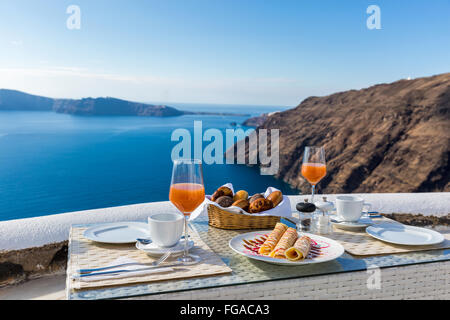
[295,199,316,233]
[296,211,312,232]
[312,197,334,235]
[312,210,333,235]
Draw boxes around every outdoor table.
[66,216,450,300]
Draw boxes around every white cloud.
[0,66,311,106]
[10,40,23,47]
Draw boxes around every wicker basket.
[207,204,281,230]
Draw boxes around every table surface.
[67,217,450,300]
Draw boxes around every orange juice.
[169,183,205,215]
[301,163,326,185]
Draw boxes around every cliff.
[232,73,450,193]
[242,111,281,127]
[242,113,269,127]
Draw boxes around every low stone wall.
[0,242,67,286]
[0,193,449,286]
[382,213,450,228]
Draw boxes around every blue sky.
[0,0,449,106]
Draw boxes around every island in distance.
[0,89,249,117]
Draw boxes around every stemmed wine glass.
[301,146,326,203]
[169,159,205,264]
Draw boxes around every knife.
[72,263,182,279]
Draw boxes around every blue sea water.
[0,104,297,221]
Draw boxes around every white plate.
[83,221,149,244]
[136,239,194,256]
[330,215,373,229]
[366,223,444,246]
[229,231,344,265]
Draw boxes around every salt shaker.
[313,197,334,234]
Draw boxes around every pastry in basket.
[232,199,250,211]
[211,186,233,201]
[248,193,264,203]
[285,235,312,261]
[249,197,273,213]
[258,222,288,255]
[266,190,283,207]
[233,190,249,202]
[269,227,298,259]
[215,196,234,207]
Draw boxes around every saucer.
[136,239,194,257]
[330,215,373,229]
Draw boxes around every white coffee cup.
[148,213,184,247]
[335,196,372,222]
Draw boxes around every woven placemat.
[327,217,450,256]
[67,224,232,290]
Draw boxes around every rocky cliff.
[233,73,450,194]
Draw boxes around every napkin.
[190,183,292,221]
[73,257,174,282]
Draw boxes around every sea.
[0,103,298,221]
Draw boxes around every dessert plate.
[136,239,194,257]
[229,231,344,266]
[83,222,149,244]
[366,223,444,246]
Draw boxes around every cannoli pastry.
[269,227,298,259]
[258,222,288,255]
[266,191,283,207]
[285,236,312,261]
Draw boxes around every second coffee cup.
[148,212,184,247]
[335,196,372,222]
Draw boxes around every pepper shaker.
[295,199,316,233]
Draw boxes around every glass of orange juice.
[301,146,326,203]
[169,159,205,264]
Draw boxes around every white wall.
[0,193,449,251]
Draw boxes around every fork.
[77,251,171,274]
